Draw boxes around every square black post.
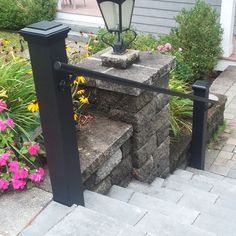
[190,80,209,170]
[20,21,84,206]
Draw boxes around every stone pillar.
[78,50,175,183]
[220,0,236,57]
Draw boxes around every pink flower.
[0,179,9,190]
[157,45,164,52]
[164,43,172,50]
[28,144,40,156]
[0,99,7,112]
[0,120,7,132]
[13,167,28,179]
[30,167,44,183]
[0,153,10,166]
[9,161,19,173]
[11,178,26,190]
[5,118,14,127]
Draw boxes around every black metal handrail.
[54,61,215,104]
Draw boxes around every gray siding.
[234,6,236,35]
[132,0,222,35]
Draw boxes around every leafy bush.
[89,28,158,54]
[159,0,223,83]
[0,0,57,30]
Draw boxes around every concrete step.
[134,210,216,236]
[108,186,200,225]
[163,177,219,201]
[54,18,102,34]
[166,174,214,191]
[193,212,236,236]
[20,201,76,236]
[44,206,149,236]
[108,186,216,236]
[127,179,183,203]
[84,190,146,226]
[171,169,236,198]
[186,167,236,185]
[67,30,89,43]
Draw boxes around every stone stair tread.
[107,185,134,202]
[193,212,236,236]
[186,167,225,180]
[172,169,236,197]
[107,186,215,236]
[163,177,219,201]
[45,206,147,236]
[166,174,214,191]
[19,201,76,236]
[173,169,195,180]
[84,190,146,226]
[185,167,236,186]
[127,192,200,225]
[135,211,216,236]
[215,195,236,211]
[127,180,183,203]
[187,167,236,185]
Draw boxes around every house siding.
[234,6,236,35]
[132,0,222,35]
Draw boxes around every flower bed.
[0,98,45,191]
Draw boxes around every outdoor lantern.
[97,0,137,54]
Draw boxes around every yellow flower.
[77,89,85,95]
[73,76,86,85]
[27,69,33,75]
[74,113,78,121]
[66,47,72,51]
[27,100,39,112]
[79,96,89,104]
[4,40,10,45]
[0,89,7,98]
[85,44,92,50]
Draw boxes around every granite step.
[170,170,236,197]
[108,186,200,225]
[107,186,216,236]
[166,174,214,191]
[183,167,236,186]
[193,212,236,236]
[162,177,219,201]
[44,206,151,236]
[20,202,76,236]
[84,190,147,226]
[127,179,183,203]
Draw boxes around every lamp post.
[97,0,136,54]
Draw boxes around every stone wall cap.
[77,50,175,96]
[77,114,133,182]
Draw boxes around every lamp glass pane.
[121,0,134,30]
[100,2,119,31]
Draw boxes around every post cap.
[192,80,209,91]
[20,20,70,42]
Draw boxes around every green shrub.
[89,28,158,54]
[0,0,57,30]
[159,0,223,83]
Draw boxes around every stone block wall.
[79,50,175,183]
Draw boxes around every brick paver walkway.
[206,66,236,178]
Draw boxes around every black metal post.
[20,21,84,206]
[190,80,209,170]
